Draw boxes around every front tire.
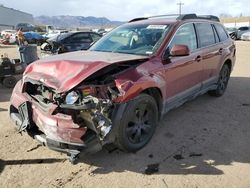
[208,64,230,97]
[114,94,158,152]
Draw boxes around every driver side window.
[168,24,197,52]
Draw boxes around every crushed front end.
[9,76,121,162]
[9,50,150,162]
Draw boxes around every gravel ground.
[0,42,250,188]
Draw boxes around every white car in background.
[43,30,68,39]
[241,32,250,41]
[0,30,17,44]
[1,30,16,37]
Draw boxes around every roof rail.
[128,14,179,22]
[177,14,197,20]
[129,13,220,23]
[177,14,220,22]
[196,15,220,22]
[129,17,148,22]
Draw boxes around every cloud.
[0,0,249,20]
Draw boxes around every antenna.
[177,1,184,15]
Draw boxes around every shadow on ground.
[1,77,250,176]
[0,75,22,102]
[0,45,16,49]
[0,158,65,174]
[0,87,12,102]
[77,77,250,175]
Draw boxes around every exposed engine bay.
[14,60,146,162]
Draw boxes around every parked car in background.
[0,30,16,37]
[0,30,16,44]
[40,31,102,54]
[43,30,69,39]
[23,31,46,45]
[16,23,36,32]
[241,31,250,41]
[236,26,250,39]
[226,27,237,40]
[9,14,236,162]
[97,28,108,35]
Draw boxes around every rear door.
[163,23,203,104]
[194,22,222,88]
[213,23,232,75]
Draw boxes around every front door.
[163,23,203,108]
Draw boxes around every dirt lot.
[0,42,250,188]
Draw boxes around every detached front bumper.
[10,107,102,155]
[9,81,103,158]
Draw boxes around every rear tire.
[208,64,230,97]
[3,76,17,88]
[114,94,158,152]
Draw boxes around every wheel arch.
[141,87,163,119]
[223,59,232,73]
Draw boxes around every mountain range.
[34,15,124,28]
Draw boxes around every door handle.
[195,55,202,62]
[219,48,223,55]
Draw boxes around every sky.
[0,0,249,21]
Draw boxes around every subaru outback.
[9,14,236,162]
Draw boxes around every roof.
[127,14,220,25]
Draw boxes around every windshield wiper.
[91,49,112,53]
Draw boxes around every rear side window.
[168,23,197,51]
[67,33,92,43]
[195,23,215,47]
[90,33,101,41]
[214,24,229,41]
[238,27,249,31]
[212,25,220,43]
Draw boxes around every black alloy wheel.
[209,64,230,97]
[115,94,158,152]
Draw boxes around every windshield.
[90,24,170,56]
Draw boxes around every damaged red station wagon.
[10,14,236,162]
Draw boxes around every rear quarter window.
[67,33,92,43]
[214,24,229,41]
[238,27,249,31]
[195,23,215,47]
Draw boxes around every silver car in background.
[236,26,250,39]
[241,31,250,41]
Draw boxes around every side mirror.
[170,44,190,56]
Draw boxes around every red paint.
[10,18,236,145]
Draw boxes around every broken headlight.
[65,91,80,104]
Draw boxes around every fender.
[114,70,165,103]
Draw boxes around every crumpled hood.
[24,51,148,93]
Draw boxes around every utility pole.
[177,1,184,15]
